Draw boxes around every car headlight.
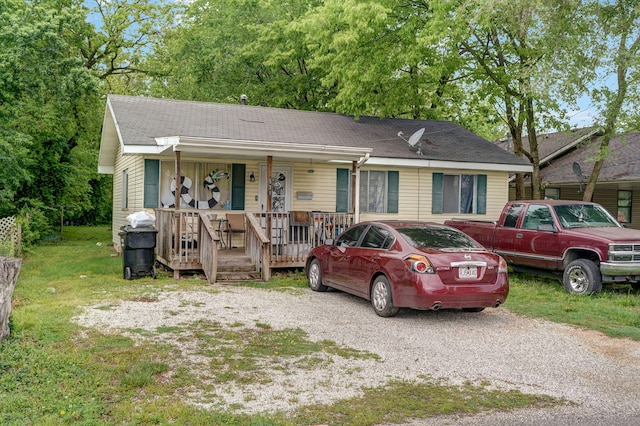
[403,254,435,274]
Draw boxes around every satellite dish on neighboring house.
[398,128,426,155]
[572,162,582,177]
[573,162,586,193]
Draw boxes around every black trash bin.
[119,226,157,280]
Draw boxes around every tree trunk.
[0,257,22,340]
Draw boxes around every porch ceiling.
[155,136,373,163]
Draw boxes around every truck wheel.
[563,259,602,295]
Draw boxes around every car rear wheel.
[308,259,328,292]
[563,259,602,294]
[371,276,399,317]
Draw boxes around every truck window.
[522,205,553,230]
[503,204,524,228]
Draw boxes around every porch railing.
[198,215,219,283]
[154,209,354,282]
[245,213,271,281]
[253,211,355,266]
[155,209,221,281]
[310,212,354,246]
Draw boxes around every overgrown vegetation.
[0,226,567,424]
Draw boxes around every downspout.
[354,153,370,223]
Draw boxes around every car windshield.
[398,227,481,249]
[553,204,620,229]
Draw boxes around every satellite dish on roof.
[398,128,425,147]
[408,128,425,146]
[572,162,582,177]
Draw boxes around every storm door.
[258,165,293,212]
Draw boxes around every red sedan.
[306,221,509,317]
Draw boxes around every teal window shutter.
[143,159,160,208]
[432,173,444,214]
[231,164,246,210]
[336,168,350,212]
[387,171,399,213]
[476,174,487,214]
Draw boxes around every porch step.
[216,254,261,282]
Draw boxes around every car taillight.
[498,256,508,274]
[403,254,435,274]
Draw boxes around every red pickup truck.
[445,200,640,294]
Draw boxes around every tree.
[432,0,586,199]
[0,0,113,240]
[147,0,329,110]
[80,0,177,90]
[581,0,640,201]
[296,0,472,122]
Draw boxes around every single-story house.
[496,127,640,229]
[98,95,531,281]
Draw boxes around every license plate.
[459,266,478,279]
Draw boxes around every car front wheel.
[563,259,602,294]
[308,259,328,292]
[371,276,399,317]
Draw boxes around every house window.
[122,169,129,209]
[544,187,560,200]
[617,190,632,223]
[432,173,486,215]
[359,170,399,213]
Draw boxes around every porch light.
[249,172,255,182]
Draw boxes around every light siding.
[110,151,515,245]
[360,167,509,223]
[112,147,145,246]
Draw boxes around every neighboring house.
[98,95,531,279]
[495,128,640,229]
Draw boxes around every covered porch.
[155,209,354,283]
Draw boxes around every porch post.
[266,156,273,212]
[352,160,360,223]
[174,150,181,211]
[173,150,182,279]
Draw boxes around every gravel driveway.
[74,285,640,425]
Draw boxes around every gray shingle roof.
[107,95,530,166]
[540,132,640,183]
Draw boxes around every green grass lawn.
[505,272,640,340]
[2,225,638,424]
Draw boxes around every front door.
[259,165,293,212]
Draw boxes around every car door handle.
[516,233,523,238]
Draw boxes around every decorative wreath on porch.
[162,170,229,209]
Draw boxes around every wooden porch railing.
[310,212,354,246]
[198,215,218,283]
[245,213,271,281]
[253,211,354,267]
[154,209,354,282]
[155,209,221,282]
